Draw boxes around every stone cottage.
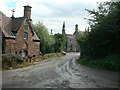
[0,5,40,57]
[62,22,82,52]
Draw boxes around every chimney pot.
[23,5,32,20]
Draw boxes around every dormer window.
[24,24,28,30]
[24,32,28,40]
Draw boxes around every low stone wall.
[34,53,61,62]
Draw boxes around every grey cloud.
[33,1,97,18]
[31,1,97,34]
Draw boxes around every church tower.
[51,29,53,35]
[73,24,79,37]
[62,21,66,35]
[75,24,78,32]
[23,5,32,21]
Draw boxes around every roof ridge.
[12,17,24,19]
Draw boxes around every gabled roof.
[73,30,83,37]
[33,31,40,41]
[14,18,34,36]
[12,17,24,32]
[0,15,15,38]
[26,19,34,36]
[1,15,40,41]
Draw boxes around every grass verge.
[3,53,65,70]
[78,54,120,72]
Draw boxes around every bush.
[2,53,22,69]
[32,22,55,54]
[23,56,30,62]
[39,52,42,55]
[78,54,120,72]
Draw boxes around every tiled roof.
[0,15,14,38]
[1,15,39,41]
[33,31,40,41]
[12,17,24,32]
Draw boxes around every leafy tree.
[76,30,89,57]
[88,2,120,59]
[54,33,66,52]
[77,2,120,59]
[0,11,6,16]
[32,22,55,54]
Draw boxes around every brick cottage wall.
[4,19,40,56]
[15,20,40,56]
[5,39,15,53]
[32,42,40,56]
[2,5,40,56]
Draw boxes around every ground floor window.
[21,50,28,57]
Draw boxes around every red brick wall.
[32,42,40,55]
[5,39,15,53]
[5,19,40,56]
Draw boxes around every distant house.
[0,5,40,57]
[62,22,82,52]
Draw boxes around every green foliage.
[32,22,66,54]
[76,30,88,57]
[77,2,120,71]
[88,2,120,59]
[32,22,55,54]
[0,11,6,16]
[2,52,64,70]
[2,53,22,69]
[43,53,63,60]
[24,56,30,62]
[78,54,120,72]
[54,33,66,52]
[77,2,120,59]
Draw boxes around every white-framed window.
[24,32,28,40]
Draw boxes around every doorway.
[22,50,28,57]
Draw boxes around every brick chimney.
[23,5,32,21]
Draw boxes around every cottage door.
[22,50,28,57]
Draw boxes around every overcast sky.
[0,0,109,34]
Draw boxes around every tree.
[0,11,6,16]
[76,30,88,57]
[54,33,66,52]
[87,2,120,59]
[77,2,120,59]
[32,21,55,54]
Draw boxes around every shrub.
[2,53,22,69]
[24,56,30,62]
[78,54,120,72]
[39,52,42,55]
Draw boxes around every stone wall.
[66,37,79,52]
[4,19,40,56]
[5,39,15,53]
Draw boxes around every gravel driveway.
[2,53,118,88]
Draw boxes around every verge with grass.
[78,54,120,72]
[2,53,65,70]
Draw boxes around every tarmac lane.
[2,52,118,88]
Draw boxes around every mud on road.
[2,53,118,88]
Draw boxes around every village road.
[2,53,118,88]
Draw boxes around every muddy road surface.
[2,53,118,88]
